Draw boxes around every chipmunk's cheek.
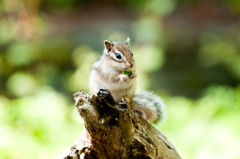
[112,61,121,68]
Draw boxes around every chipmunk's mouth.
[124,62,133,69]
[124,67,134,72]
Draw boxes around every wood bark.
[58,89,181,159]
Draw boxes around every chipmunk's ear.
[124,37,130,45]
[104,40,113,52]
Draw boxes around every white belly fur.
[89,70,136,102]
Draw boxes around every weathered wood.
[58,89,181,159]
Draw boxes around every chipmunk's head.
[103,37,135,72]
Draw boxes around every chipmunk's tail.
[133,91,166,123]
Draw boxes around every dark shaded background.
[0,0,240,158]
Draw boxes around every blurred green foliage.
[0,0,240,159]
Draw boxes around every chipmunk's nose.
[125,63,130,68]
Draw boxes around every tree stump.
[58,89,181,159]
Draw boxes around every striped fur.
[89,38,166,123]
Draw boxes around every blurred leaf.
[43,38,71,65]
[0,96,10,124]
[6,71,38,97]
[0,18,16,43]
[134,17,162,43]
[6,42,40,66]
[66,45,98,92]
[198,33,240,79]
[224,0,240,13]
[135,45,165,72]
[144,0,175,16]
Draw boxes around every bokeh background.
[1,0,240,158]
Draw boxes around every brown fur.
[89,38,164,123]
[112,41,134,67]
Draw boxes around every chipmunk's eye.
[115,53,122,60]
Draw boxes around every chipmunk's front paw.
[129,72,137,79]
[119,97,130,105]
[119,74,129,82]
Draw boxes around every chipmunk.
[89,38,166,123]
